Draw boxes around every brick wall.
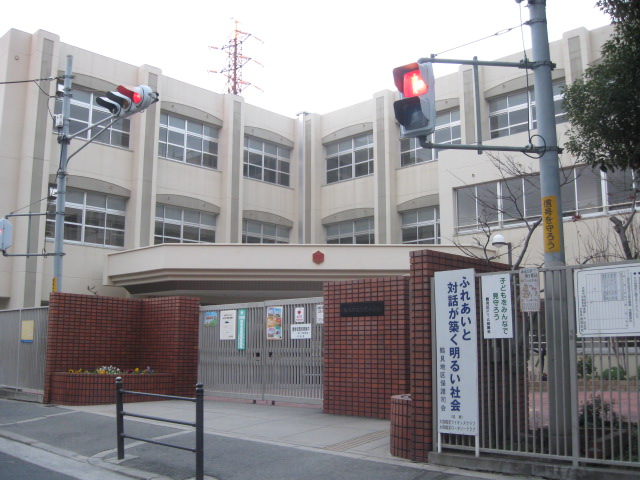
[44,293,200,404]
[323,276,410,419]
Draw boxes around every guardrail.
[115,377,204,480]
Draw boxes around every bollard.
[195,383,204,480]
[115,377,124,460]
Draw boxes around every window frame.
[243,136,291,187]
[400,207,441,244]
[158,112,219,170]
[242,219,290,244]
[54,86,131,149]
[325,133,374,184]
[45,188,127,248]
[401,110,461,167]
[325,218,375,244]
[154,204,216,245]
[488,81,566,139]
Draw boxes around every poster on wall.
[435,268,479,436]
[220,310,237,340]
[203,311,218,327]
[519,268,540,312]
[481,273,513,339]
[295,307,305,323]
[291,324,312,339]
[316,304,324,324]
[266,306,283,340]
[575,263,640,337]
[20,320,34,343]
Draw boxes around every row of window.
[45,189,441,247]
[456,167,636,233]
[58,81,567,189]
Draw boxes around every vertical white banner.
[435,268,479,436]
[481,273,513,339]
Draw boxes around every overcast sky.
[1,0,610,118]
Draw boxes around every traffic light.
[0,218,12,252]
[392,62,435,138]
[96,85,159,117]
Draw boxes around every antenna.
[209,19,264,95]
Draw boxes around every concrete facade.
[0,24,620,308]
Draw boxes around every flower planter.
[49,372,176,406]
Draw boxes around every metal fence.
[436,262,640,470]
[198,297,323,404]
[0,307,48,398]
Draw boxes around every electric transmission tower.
[209,20,263,95]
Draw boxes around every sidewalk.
[0,397,544,480]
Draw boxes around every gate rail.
[115,377,204,480]
[435,262,640,471]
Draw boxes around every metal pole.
[525,0,571,454]
[116,377,125,460]
[528,0,565,266]
[53,55,73,293]
[195,383,204,480]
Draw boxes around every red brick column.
[409,250,507,461]
[323,277,410,419]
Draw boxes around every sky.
[1,0,611,118]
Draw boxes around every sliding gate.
[198,297,323,404]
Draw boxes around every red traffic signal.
[96,85,159,117]
[392,62,436,138]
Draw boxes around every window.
[154,205,216,244]
[325,218,375,244]
[456,176,541,233]
[326,133,374,184]
[489,81,566,139]
[159,113,218,169]
[401,207,440,244]
[54,87,130,148]
[243,137,291,187]
[46,188,126,248]
[242,220,290,243]
[605,169,637,211]
[401,110,461,166]
[455,166,635,233]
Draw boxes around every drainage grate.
[324,431,388,452]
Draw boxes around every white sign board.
[220,310,237,340]
[435,269,479,436]
[481,273,513,339]
[291,324,312,339]
[575,264,640,337]
[316,304,324,324]
[519,268,540,312]
[295,307,305,323]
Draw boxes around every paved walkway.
[0,397,546,480]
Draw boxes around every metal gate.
[435,262,640,471]
[0,307,49,398]
[198,297,323,404]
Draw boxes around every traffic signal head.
[96,85,159,117]
[0,218,13,252]
[392,62,436,138]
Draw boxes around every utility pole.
[53,55,73,293]
[524,0,571,455]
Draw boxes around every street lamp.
[491,233,513,268]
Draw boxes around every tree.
[562,0,640,173]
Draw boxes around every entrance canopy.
[104,244,476,304]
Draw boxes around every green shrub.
[601,366,626,380]
[577,355,596,378]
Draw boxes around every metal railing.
[115,377,204,480]
[435,263,640,471]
